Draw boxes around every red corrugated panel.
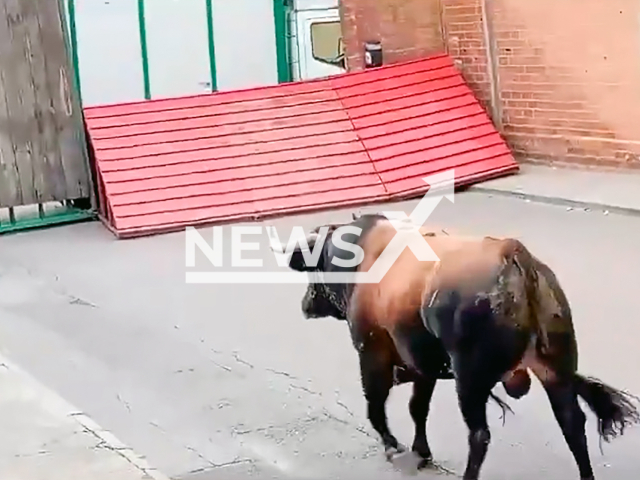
[329,54,518,199]
[85,53,518,238]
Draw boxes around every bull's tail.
[501,241,640,439]
[574,374,640,442]
[489,391,514,425]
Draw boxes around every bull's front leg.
[358,340,405,460]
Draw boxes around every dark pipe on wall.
[364,41,383,68]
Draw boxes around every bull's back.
[420,237,537,352]
[353,225,510,326]
[354,222,436,327]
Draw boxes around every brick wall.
[339,0,445,71]
[488,0,640,167]
[439,0,494,118]
[339,0,640,169]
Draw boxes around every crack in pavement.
[210,360,233,372]
[183,458,254,475]
[319,409,375,440]
[288,384,318,396]
[231,352,254,369]
[13,450,52,458]
[266,368,298,380]
[148,418,248,471]
[184,444,226,469]
[207,349,374,444]
[0,263,100,310]
[68,296,98,308]
[1,263,376,475]
[335,399,355,418]
[92,439,129,452]
[208,348,365,430]
[116,393,132,412]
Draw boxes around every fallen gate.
[84,53,519,239]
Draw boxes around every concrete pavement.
[1,184,640,479]
[470,163,640,215]
[0,354,167,480]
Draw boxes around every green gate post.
[65,0,82,105]
[205,0,217,91]
[137,0,151,99]
[273,0,292,83]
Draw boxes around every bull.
[271,212,640,480]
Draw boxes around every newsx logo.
[185,170,455,284]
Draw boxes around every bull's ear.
[288,246,315,272]
[289,239,324,272]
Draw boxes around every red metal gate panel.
[85,53,518,238]
[329,55,516,198]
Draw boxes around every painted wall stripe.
[205,0,217,91]
[137,0,151,99]
[272,0,292,83]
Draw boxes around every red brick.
[339,0,445,71]
[340,0,640,168]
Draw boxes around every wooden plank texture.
[0,0,91,208]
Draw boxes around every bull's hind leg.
[358,339,405,459]
[534,372,594,479]
[409,375,437,468]
[452,353,499,480]
[545,382,594,479]
[423,286,531,479]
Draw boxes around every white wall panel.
[145,0,212,99]
[212,0,278,91]
[74,0,145,106]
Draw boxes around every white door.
[294,8,345,80]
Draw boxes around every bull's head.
[270,222,351,321]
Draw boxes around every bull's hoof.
[388,450,424,474]
[411,440,433,468]
[416,456,434,470]
[437,368,455,380]
[390,451,455,476]
[384,443,406,461]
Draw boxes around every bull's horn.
[268,231,320,253]
[301,232,320,250]
[268,239,285,253]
